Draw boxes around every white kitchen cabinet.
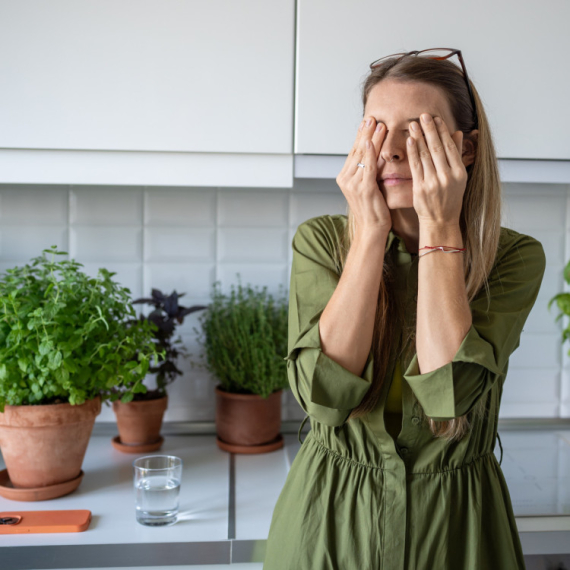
[0,0,294,155]
[295,0,570,160]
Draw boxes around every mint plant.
[0,246,164,411]
[194,277,289,398]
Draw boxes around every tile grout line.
[228,452,236,540]
[139,186,144,302]
[561,185,570,417]
[215,187,220,286]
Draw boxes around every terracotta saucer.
[111,435,164,454]
[0,469,84,502]
[216,433,284,454]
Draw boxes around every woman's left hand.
[407,113,467,226]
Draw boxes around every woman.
[263,49,546,569]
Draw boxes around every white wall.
[0,181,567,422]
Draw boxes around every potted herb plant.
[548,264,570,345]
[0,246,161,501]
[194,277,289,454]
[111,289,207,453]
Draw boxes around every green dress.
[263,214,546,570]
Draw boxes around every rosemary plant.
[195,278,289,398]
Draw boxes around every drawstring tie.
[298,415,310,444]
[496,431,503,466]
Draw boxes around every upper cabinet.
[0,0,568,187]
[295,0,570,160]
[0,0,294,155]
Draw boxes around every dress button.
[399,447,409,455]
[411,416,420,425]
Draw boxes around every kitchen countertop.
[1,425,570,569]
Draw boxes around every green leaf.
[121,392,134,404]
[18,358,28,373]
[39,341,52,356]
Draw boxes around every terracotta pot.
[112,395,168,445]
[215,385,282,451]
[0,396,101,489]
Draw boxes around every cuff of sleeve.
[311,348,373,409]
[286,319,373,411]
[402,323,502,420]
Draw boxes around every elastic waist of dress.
[307,432,498,474]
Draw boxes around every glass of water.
[133,455,182,526]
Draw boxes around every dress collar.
[387,230,418,255]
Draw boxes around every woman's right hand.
[336,115,392,234]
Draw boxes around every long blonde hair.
[331,55,503,442]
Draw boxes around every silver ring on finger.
[357,162,365,169]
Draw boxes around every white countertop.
[1,427,569,568]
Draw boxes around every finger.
[407,134,423,183]
[433,116,464,172]
[409,121,434,180]
[371,121,386,156]
[420,113,450,174]
[339,118,367,178]
[362,139,379,186]
[351,116,377,174]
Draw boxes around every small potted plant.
[0,246,161,501]
[111,289,207,453]
[548,262,570,344]
[194,277,289,454]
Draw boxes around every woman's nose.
[379,132,407,163]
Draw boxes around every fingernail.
[366,118,372,127]
[422,114,432,123]
[375,123,384,132]
[359,120,365,131]
[410,122,418,131]
[434,117,442,126]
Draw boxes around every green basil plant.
[0,246,164,411]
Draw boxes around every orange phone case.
[0,510,92,534]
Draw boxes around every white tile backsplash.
[1,181,569,422]
[70,186,143,225]
[143,262,216,303]
[290,190,348,226]
[218,228,289,263]
[0,185,68,224]
[0,226,68,260]
[144,187,216,226]
[218,189,288,227]
[144,227,216,262]
[217,264,289,294]
[70,226,142,261]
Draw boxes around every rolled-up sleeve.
[403,231,547,421]
[286,218,374,427]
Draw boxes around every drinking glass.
[133,455,182,526]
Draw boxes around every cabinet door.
[295,0,570,159]
[0,0,294,154]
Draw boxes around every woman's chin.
[381,190,414,209]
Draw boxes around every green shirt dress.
[263,214,547,570]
